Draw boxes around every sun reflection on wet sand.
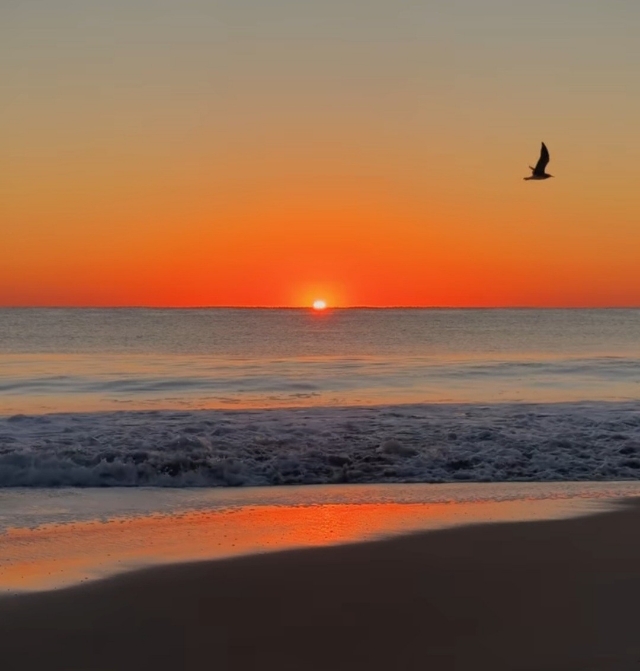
[0,498,608,593]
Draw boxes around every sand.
[2,499,640,671]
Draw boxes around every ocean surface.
[1,308,640,487]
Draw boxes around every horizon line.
[2,305,640,310]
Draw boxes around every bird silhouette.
[524,142,553,180]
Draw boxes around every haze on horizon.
[2,1,640,308]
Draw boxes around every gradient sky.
[2,0,640,307]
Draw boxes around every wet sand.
[2,499,640,671]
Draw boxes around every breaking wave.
[1,402,640,487]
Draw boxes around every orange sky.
[2,1,640,307]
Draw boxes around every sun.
[312,299,327,311]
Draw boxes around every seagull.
[524,142,553,180]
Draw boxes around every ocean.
[1,308,640,487]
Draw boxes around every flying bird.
[524,142,553,180]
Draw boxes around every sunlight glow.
[312,300,327,311]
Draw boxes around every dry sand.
[2,499,640,671]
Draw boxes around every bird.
[524,142,553,180]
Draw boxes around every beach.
[2,494,640,670]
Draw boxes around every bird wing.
[533,142,550,175]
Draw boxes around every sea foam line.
[1,403,639,487]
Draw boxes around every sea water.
[3,308,640,412]
[1,308,640,487]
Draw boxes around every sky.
[2,0,640,307]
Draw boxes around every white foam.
[1,402,639,487]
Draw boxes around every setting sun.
[312,300,327,311]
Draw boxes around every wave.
[3,355,640,413]
[1,402,640,487]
